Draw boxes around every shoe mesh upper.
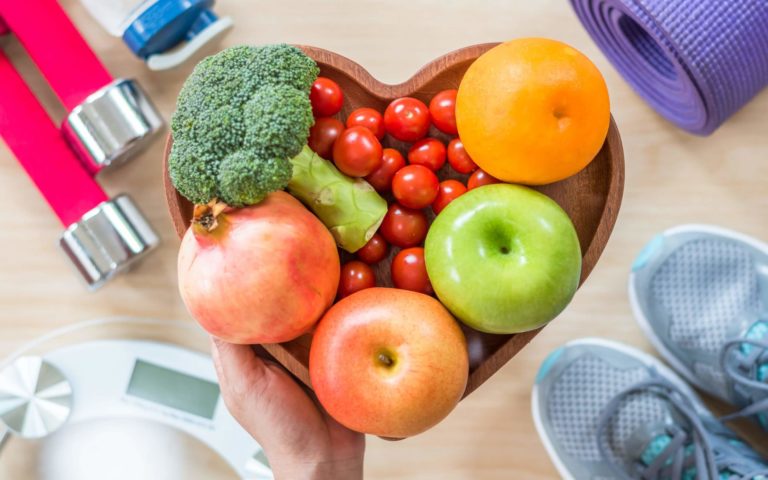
[538,342,768,479]
[548,354,663,464]
[651,238,760,353]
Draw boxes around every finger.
[212,340,300,401]
[210,338,324,446]
[251,344,277,362]
[210,338,364,466]
[251,344,287,368]
[211,338,273,416]
[251,344,318,399]
[231,343,348,433]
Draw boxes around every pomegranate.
[178,191,340,344]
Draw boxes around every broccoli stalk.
[169,44,387,252]
[288,145,387,251]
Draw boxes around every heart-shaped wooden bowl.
[164,44,624,398]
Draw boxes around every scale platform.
[0,318,272,479]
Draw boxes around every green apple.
[424,184,581,333]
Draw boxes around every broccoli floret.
[169,44,309,206]
[244,85,314,160]
[218,150,293,206]
[168,139,218,205]
[178,45,261,112]
[171,44,317,136]
[249,44,320,92]
[194,104,245,158]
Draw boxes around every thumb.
[210,338,325,449]
[211,338,272,416]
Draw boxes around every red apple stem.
[378,352,393,367]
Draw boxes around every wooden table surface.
[1,1,766,478]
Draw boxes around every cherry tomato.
[333,126,383,177]
[310,77,343,117]
[346,107,385,140]
[392,165,439,209]
[356,233,389,264]
[364,148,406,192]
[432,179,468,214]
[468,169,501,190]
[383,97,430,142]
[429,89,458,135]
[308,117,344,159]
[391,247,433,294]
[379,203,428,248]
[408,138,446,171]
[337,260,376,299]
[447,138,478,174]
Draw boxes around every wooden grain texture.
[2,0,767,477]
[163,44,625,399]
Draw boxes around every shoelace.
[720,338,768,423]
[596,376,768,480]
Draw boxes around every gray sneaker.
[532,338,768,479]
[629,225,768,430]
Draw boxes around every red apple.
[178,192,340,344]
[309,287,468,437]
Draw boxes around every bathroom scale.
[0,318,273,480]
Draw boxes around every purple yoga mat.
[570,0,768,135]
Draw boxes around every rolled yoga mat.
[570,0,768,135]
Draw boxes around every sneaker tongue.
[640,434,671,466]
[741,321,768,428]
[640,435,700,479]
[640,436,761,480]
[746,319,768,335]
[740,320,768,383]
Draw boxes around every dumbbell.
[0,0,163,289]
[0,50,159,290]
[0,0,164,173]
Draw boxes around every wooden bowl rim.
[296,43,501,99]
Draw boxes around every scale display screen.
[127,359,220,419]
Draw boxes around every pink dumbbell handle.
[0,0,113,111]
[0,50,108,226]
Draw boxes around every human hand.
[211,339,365,480]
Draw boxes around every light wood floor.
[1,1,766,478]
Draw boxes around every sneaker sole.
[531,337,704,480]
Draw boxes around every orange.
[456,38,610,185]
